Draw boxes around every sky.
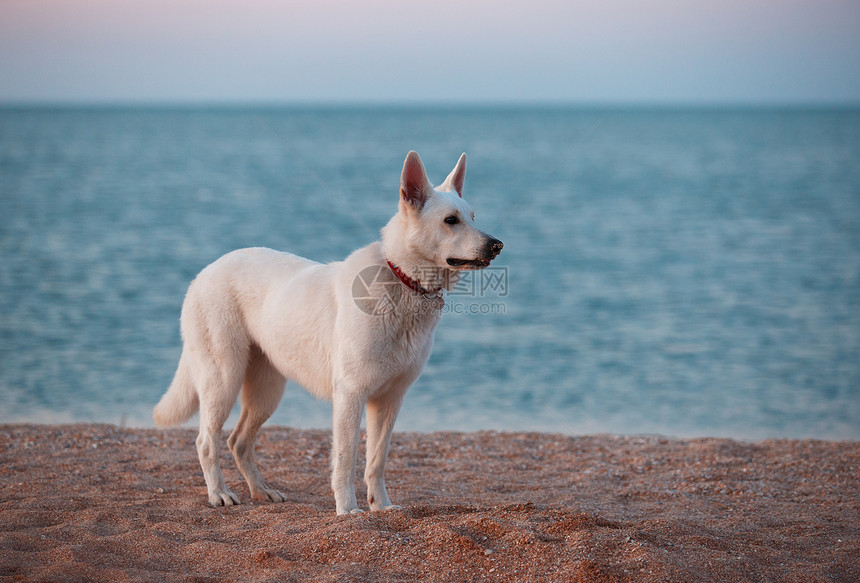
[1,0,859,105]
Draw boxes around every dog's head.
[389,151,503,275]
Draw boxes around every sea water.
[1,106,858,439]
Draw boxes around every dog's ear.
[400,151,431,211]
[440,153,466,197]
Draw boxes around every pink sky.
[1,0,858,103]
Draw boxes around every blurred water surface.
[1,106,858,439]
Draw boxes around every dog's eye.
[444,215,459,225]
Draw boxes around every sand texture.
[1,424,858,582]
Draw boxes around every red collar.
[386,260,442,296]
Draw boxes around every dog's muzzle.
[446,237,503,269]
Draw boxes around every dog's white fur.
[153,151,502,514]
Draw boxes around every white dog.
[153,151,503,514]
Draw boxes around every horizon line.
[1,98,859,111]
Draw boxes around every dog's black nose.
[487,237,503,257]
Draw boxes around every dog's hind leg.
[196,371,244,506]
[192,321,248,507]
[228,345,287,503]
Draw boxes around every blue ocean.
[1,106,858,439]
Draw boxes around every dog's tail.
[153,352,199,427]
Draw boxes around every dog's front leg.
[364,391,405,511]
[331,387,364,515]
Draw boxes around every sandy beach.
[0,424,857,582]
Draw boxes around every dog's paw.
[370,503,402,512]
[336,506,365,515]
[209,489,241,507]
[368,495,401,512]
[252,487,287,503]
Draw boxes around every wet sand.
[1,424,857,582]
